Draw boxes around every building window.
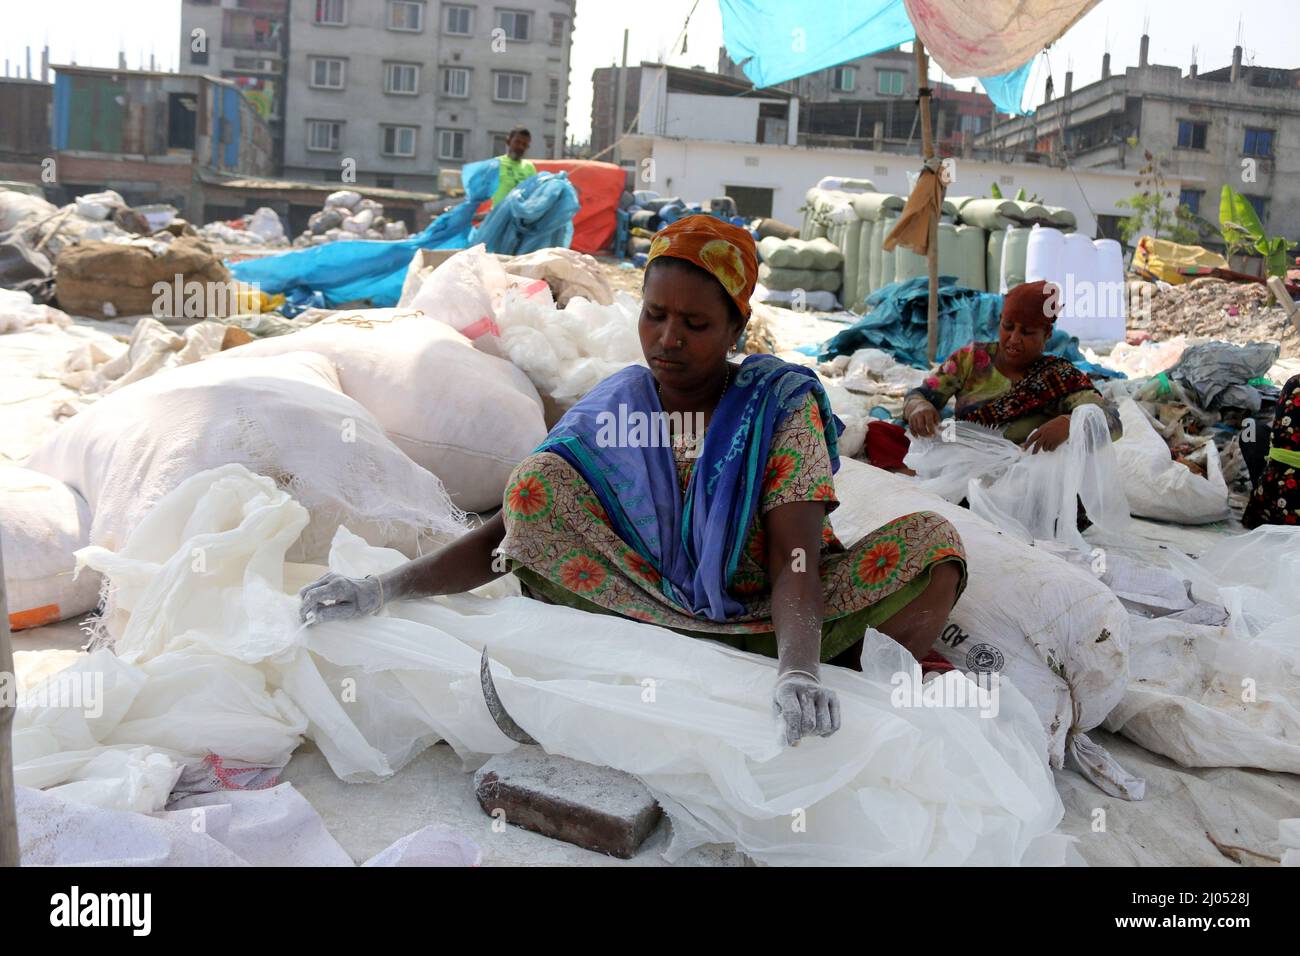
[497,10,531,41]
[438,129,467,160]
[959,114,984,134]
[443,4,472,35]
[307,120,342,152]
[384,62,420,95]
[190,50,209,66]
[1179,189,1203,216]
[878,69,904,96]
[832,67,856,93]
[443,67,470,98]
[491,131,510,155]
[1243,127,1274,157]
[493,71,527,103]
[548,76,559,105]
[315,0,346,26]
[1177,120,1207,149]
[388,0,424,31]
[550,15,566,44]
[545,135,555,157]
[309,57,346,90]
[1244,194,1268,222]
[381,125,418,158]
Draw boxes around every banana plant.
[1220,185,1291,277]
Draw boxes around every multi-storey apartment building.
[181,0,575,192]
[975,37,1300,243]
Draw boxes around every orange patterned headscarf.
[645,215,758,319]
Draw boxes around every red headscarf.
[1002,279,1062,330]
[645,215,759,319]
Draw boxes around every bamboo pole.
[0,531,19,867]
[914,39,940,365]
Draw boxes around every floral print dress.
[1243,375,1300,528]
[499,393,967,661]
[909,341,1122,444]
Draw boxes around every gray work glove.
[772,670,841,746]
[299,571,384,625]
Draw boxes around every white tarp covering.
[16,463,1070,866]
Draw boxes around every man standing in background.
[491,126,538,206]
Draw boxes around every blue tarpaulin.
[717,0,1036,115]
[820,276,1120,377]
[469,171,580,256]
[230,158,503,309]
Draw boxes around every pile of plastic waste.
[287,191,410,248]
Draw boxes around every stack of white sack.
[1103,526,1300,774]
[16,463,1069,865]
[0,467,100,630]
[289,191,409,247]
[904,405,1133,553]
[832,458,1141,799]
[213,308,547,513]
[757,236,844,296]
[197,207,290,248]
[24,351,469,571]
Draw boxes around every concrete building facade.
[180,0,576,191]
[272,0,575,191]
[975,39,1300,246]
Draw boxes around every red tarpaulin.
[533,159,626,255]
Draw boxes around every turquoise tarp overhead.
[717,0,1036,115]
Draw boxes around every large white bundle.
[25,351,467,562]
[0,467,101,630]
[1112,399,1229,524]
[833,458,1139,797]
[37,464,1067,864]
[215,309,545,512]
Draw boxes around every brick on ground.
[474,748,663,859]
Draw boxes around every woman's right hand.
[299,572,385,624]
[906,399,940,438]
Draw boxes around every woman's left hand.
[1023,415,1071,454]
[773,671,841,746]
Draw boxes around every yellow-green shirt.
[492,155,537,205]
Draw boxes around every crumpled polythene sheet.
[905,404,1131,553]
[1089,525,1300,775]
[17,783,481,867]
[51,464,1068,866]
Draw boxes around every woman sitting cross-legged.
[300,216,968,747]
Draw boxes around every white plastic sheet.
[43,463,1069,866]
[1112,398,1229,524]
[905,405,1131,552]
[17,783,481,867]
